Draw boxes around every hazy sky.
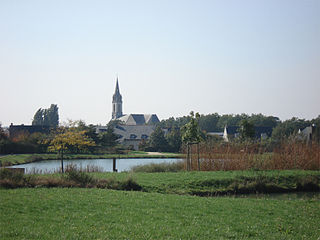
[1,0,319,127]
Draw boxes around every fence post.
[187,143,190,171]
[197,143,200,171]
[113,158,117,172]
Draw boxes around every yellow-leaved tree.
[48,127,96,173]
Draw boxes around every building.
[112,79,123,120]
[207,125,273,142]
[9,124,51,139]
[97,78,160,150]
[298,124,317,143]
[223,126,273,142]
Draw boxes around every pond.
[8,158,182,174]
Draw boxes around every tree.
[0,124,7,141]
[32,104,59,127]
[166,127,182,152]
[272,117,310,142]
[239,119,255,140]
[181,111,202,143]
[99,127,119,148]
[32,109,44,125]
[46,104,59,127]
[48,127,95,173]
[149,126,169,152]
[198,113,220,132]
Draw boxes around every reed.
[0,167,141,190]
[183,140,320,171]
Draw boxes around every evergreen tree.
[166,128,182,152]
[149,126,169,152]
[239,119,255,140]
[32,104,59,127]
[47,104,59,127]
[32,108,44,125]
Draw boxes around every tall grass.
[130,161,184,173]
[183,140,320,171]
[0,167,141,190]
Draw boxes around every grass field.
[90,170,320,195]
[0,152,182,166]
[1,188,319,240]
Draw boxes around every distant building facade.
[9,124,51,139]
[298,125,317,143]
[96,78,160,150]
[207,125,273,142]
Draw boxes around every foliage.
[148,126,169,152]
[98,126,119,148]
[181,111,202,143]
[271,117,310,142]
[32,104,59,127]
[165,127,182,152]
[47,126,96,172]
[239,119,255,140]
[130,161,184,173]
[184,140,320,171]
[0,124,7,141]
[160,112,281,133]
[64,165,95,187]
[48,127,96,154]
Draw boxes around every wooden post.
[197,143,200,171]
[61,149,64,173]
[186,143,190,171]
[113,158,117,172]
[189,143,192,171]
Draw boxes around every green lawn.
[0,188,319,239]
[91,170,320,195]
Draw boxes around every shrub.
[131,161,184,173]
[0,168,27,188]
[64,167,96,187]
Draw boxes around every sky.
[0,0,319,127]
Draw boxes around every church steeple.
[112,78,123,119]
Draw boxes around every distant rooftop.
[117,114,160,126]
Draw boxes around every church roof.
[112,78,122,103]
[113,124,156,141]
[117,114,160,125]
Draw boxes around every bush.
[64,166,95,187]
[0,168,27,188]
[131,161,184,173]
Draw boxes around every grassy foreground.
[1,188,319,240]
[91,170,320,195]
[0,152,182,166]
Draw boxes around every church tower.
[112,78,123,119]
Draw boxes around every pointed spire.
[115,77,120,94]
[112,77,122,103]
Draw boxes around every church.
[96,79,160,150]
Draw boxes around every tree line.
[158,113,320,143]
[0,120,119,155]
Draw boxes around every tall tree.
[47,104,59,127]
[181,111,202,143]
[149,126,169,152]
[48,127,95,173]
[32,104,59,127]
[166,127,182,152]
[32,108,44,125]
[239,119,255,140]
